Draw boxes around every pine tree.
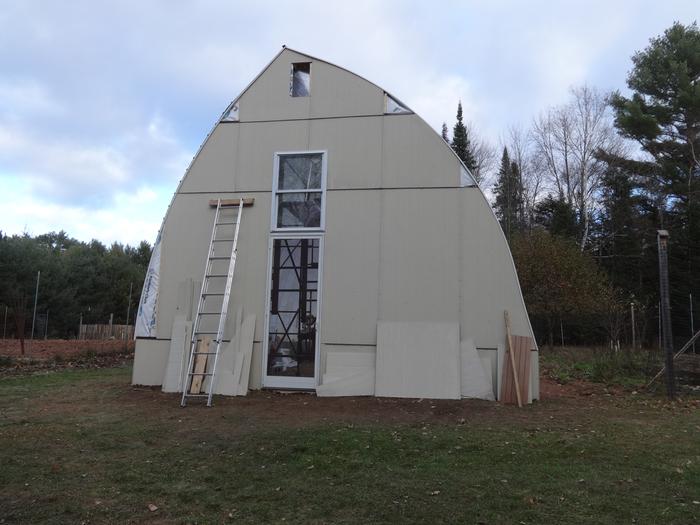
[451,102,477,173]
[441,122,449,143]
[493,147,523,241]
[611,22,700,342]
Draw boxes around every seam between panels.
[376,114,386,327]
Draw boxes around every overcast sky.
[0,1,696,246]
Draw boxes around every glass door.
[263,237,321,389]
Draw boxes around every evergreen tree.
[451,102,477,173]
[596,164,657,305]
[534,196,579,239]
[493,147,523,240]
[610,21,700,344]
[441,122,449,143]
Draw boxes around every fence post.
[31,270,40,339]
[657,230,675,399]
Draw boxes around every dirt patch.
[0,338,134,359]
[0,339,134,377]
[117,375,653,435]
[539,376,625,398]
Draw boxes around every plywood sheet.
[317,349,376,397]
[317,370,375,397]
[162,316,190,393]
[375,321,460,399]
[236,315,256,395]
[460,339,494,401]
[500,335,532,404]
[189,337,211,394]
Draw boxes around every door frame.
[262,233,324,389]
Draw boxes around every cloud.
[0,175,167,245]
[0,78,64,117]
[1,0,698,244]
[0,115,190,208]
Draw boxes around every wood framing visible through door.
[263,234,323,389]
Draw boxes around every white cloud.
[1,0,698,244]
[0,78,64,117]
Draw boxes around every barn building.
[133,47,539,402]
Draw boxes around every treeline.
[445,22,700,349]
[0,231,151,339]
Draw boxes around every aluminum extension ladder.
[181,198,244,407]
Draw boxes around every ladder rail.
[181,199,223,407]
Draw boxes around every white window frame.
[271,150,327,233]
[262,233,324,390]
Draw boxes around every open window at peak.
[290,63,311,97]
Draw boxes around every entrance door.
[263,237,321,389]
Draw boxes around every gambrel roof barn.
[133,47,539,404]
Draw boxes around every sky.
[0,0,697,246]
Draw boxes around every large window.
[273,152,326,230]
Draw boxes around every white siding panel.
[309,117,383,189]
[378,189,460,323]
[382,115,460,188]
[179,123,239,193]
[321,190,381,345]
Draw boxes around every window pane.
[277,193,322,228]
[279,154,322,190]
[291,63,310,97]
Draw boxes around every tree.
[610,21,700,346]
[511,230,618,348]
[493,147,523,241]
[533,195,579,239]
[532,86,623,249]
[451,102,477,174]
[441,122,449,143]
[466,122,496,186]
[504,125,542,229]
[0,231,151,338]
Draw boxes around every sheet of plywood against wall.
[375,321,461,399]
[500,335,532,404]
[189,337,211,394]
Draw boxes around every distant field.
[1,364,699,524]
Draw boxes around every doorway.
[263,236,322,389]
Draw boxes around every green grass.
[540,346,660,388]
[1,365,699,524]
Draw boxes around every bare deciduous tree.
[531,86,624,248]
[504,125,544,229]
[466,122,497,187]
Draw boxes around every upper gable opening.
[385,94,411,114]
[290,62,311,97]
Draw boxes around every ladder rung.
[205,274,228,278]
[215,221,238,226]
[183,394,210,398]
[202,292,225,296]
[209,256,231,260]
[188,372,215,376]
[193,351,218,355]
[198,312,221,315]
[212,238,235,242]
[195,330,219,334]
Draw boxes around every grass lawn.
[1,364,699,524]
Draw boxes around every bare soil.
[0,338,134,358]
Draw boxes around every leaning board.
[500,335,532,404]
